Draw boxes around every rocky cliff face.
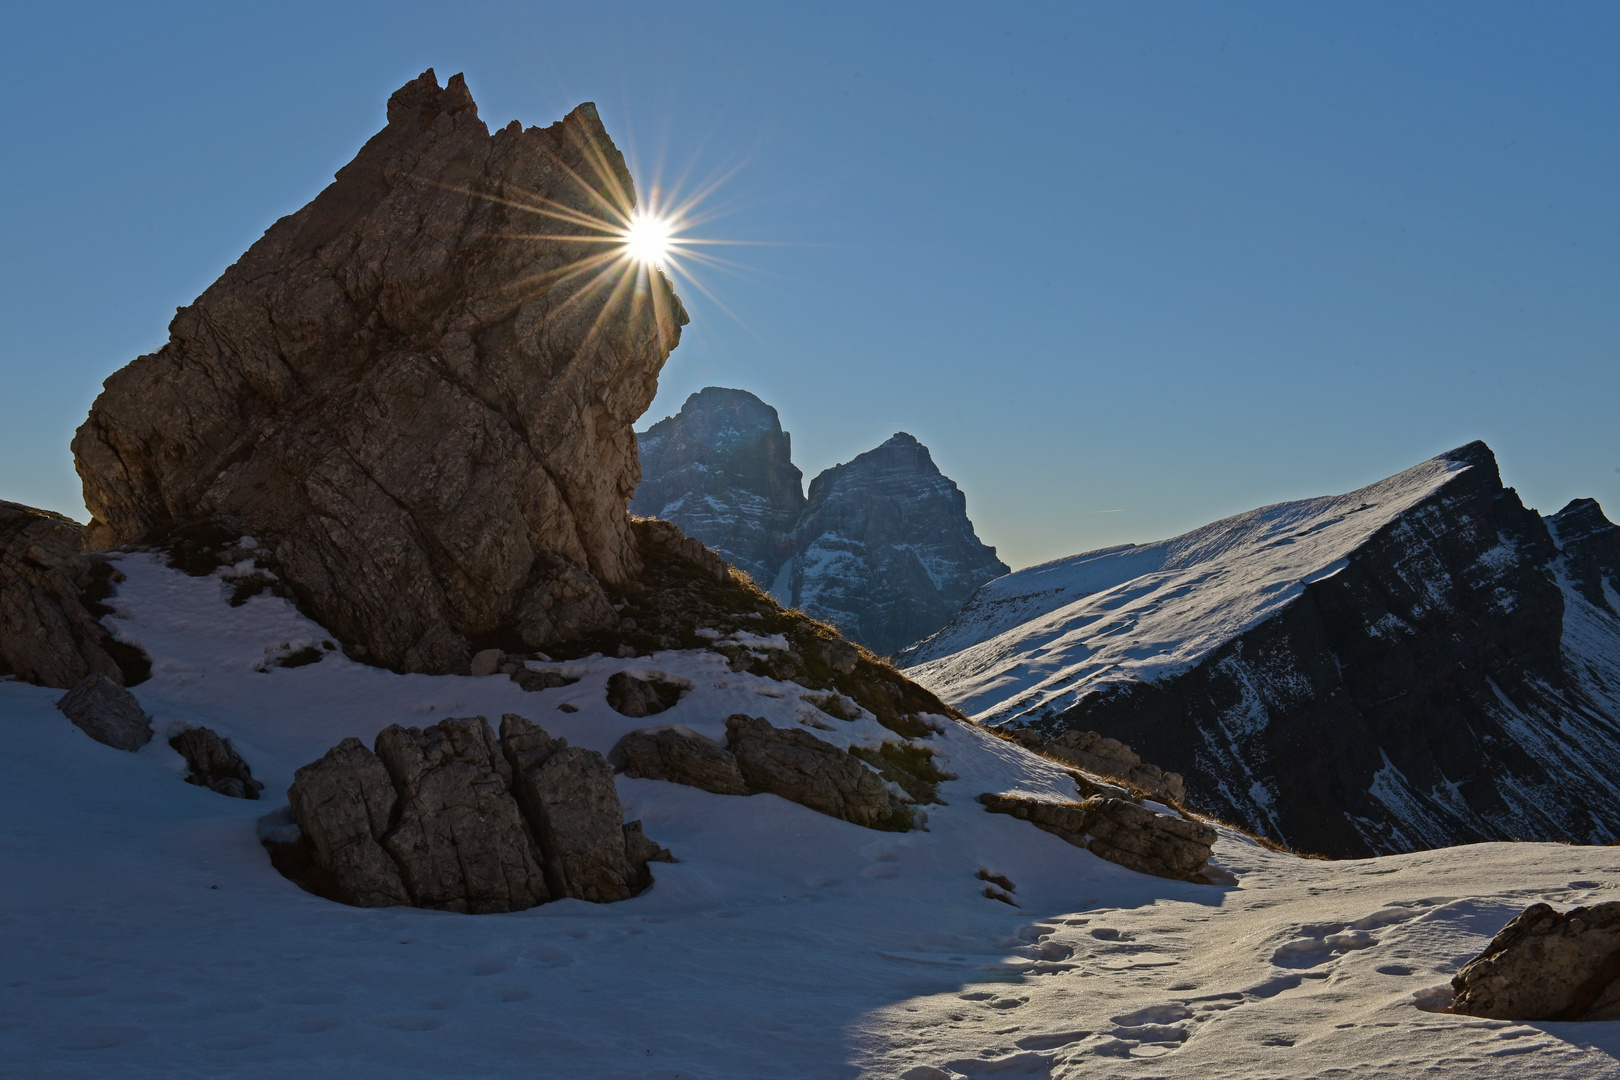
[72,70,686,675]
[630,387,804,586]
[632,398,1006,656]
[0,501,147,688]
[788,433,1008,656]
[906,442,1620,858]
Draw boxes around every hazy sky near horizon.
[2,1,1616,570]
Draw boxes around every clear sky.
[3,1,1616,570]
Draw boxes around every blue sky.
[3,1,1616,569]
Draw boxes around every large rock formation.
[1453,902,1620,1021]
[72,70,686,675]
[284,714,665,911]
[787,434,1008,655]
[630,387,804,587]
[906,441,1620,858]
[1,501,146,688]
[632,396,1007,656]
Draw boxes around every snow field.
[2,551,1619,1077]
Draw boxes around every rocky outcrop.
[612,716,918,830]
[725,714,912,830]
[284,713,666,911]
[56,674,152,752]
[787,434,1008,656]
[631,387,805,587]
[169,726,264,799]
[606,671,689,717]
[286,737,412,907]
[1009,728,1186,804]
[1,501,146,689]
[911,442,1620,858]
[1452,902,1620,1021]
[371,717,550,913]
[72,70,686,675]
[615,725,749,795]
[978,792,1216,883]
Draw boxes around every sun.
[622,209,675,267]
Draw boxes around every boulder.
[286,738,411,907]
[1452,902,1620,1021]
[71,69,686,674]
[372,717,551,913]
[978,792,1217,883]
[55,674,152,752]
[607,671,687,717]
[511,668,580,693]
[1,501,144,689]
[1038,730,1186,804]
[282,713,668,911]
[500,714,636,902]
[169,726,264,799]
[615,725,749,795]
[725,714,911,830]
[621,820,674,892]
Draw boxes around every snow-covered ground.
[898,454,1464,726]
[5,551,1620,1077]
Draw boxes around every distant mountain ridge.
[632,389,1007,655]
[902,441,1620,858]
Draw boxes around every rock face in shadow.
[921,442,1620,858]
[978,791,1217,883]
[605,671,688,717]
[788,434,1008,656]
[169,726,264,799]
[56,674,152,752]
[72,69,686,675]
[631,387,804,587]
[372,717,550,913]
[284,714,666,911]
[1453,902,1620,1021]
[1,501,147,689]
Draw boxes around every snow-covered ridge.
[901,452,1466,725]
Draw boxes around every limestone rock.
[372,717,550,913]
[1453,902,1620,1021]
[1,501,145,689]
[469,648,504,677]
[72,69,686,674]
[56,674,153,752]
[788,434,1008,655]
[978,791,1216,883]
[511,667,580,693]
[621,820,673,891]
[631,387,805,587]
[286,738,411,907]
[725,714,911,830]
[606,671,688,717]
[614,725,749,795]
[281,713,667,911]
[1038,730,1186,804]
[169,725,264,799]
